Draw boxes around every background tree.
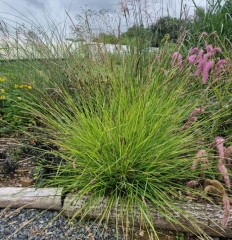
[120,24,152,47]
[93,32,119,44]
[149,16,189,47]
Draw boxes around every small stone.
[20,177,34,187]
[139,230,144,237]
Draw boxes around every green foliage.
[93,32,119,44]
[149,17,189,47]
[15,41,220,238]
[1,2,231,238]
[190,0,232,44]
[121,24,152,46]
[0,61,36,134]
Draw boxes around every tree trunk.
[63,194,232,238]
[0,187,63,210]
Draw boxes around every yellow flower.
[14,83,32,89]
[0,77,6,82]
[0,89,5,93]
[0,95,6,100]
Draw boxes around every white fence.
[0,40,158,60]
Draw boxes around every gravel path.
[0,208,230,240]
[0,208,123,240]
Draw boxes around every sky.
[0,0,207,38]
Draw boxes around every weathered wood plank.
[0,187,63,210]
[63,194,232,238]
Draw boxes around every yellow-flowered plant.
[0,77,6,82]
[14,84,32,89]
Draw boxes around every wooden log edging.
[0,188,232,237]
[63,193,232,238]
[0,187,63,210]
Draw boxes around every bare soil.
[0,137,35,187]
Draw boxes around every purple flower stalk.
[192,149,207,170]
[217,59,226,66]
[171,52,178,66]
[215,136,225,163]
[214,47,222,53]
[197,49,204,61]
[190,47,198,55]
[188,54,197,64]
[202,60,214,84]
[206,44,214,54]
[171,52,182,68]
[218,164,231,188]
[177,53,182,68]
[194,58,205,77]
[203,52,213,61]
[215,59,227,78]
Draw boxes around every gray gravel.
[0,208,123,240]
[0,208,230,240]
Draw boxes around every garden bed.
[0,137,35,187]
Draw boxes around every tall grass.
[190,0,232,45]
[22,59,206,236]
[0,1,231,239]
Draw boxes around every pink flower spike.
[191,159,199,170]
[217,164,230,188]
[196,149,206,157]
[214,47,222,53]
[195,58,205,77]
[215,59,227,77]
[197,49,204,61]
[217,59,226,67]
[192,149,208,170]
[206,44,214,54]
[215,136,225,161]
[190,47,198,55]
[222,195,230,227]
[177,53,183,68]
[171,52,182,68]
[188,54,197,64]
[202,60,214,84]
[203,52,213,61]
[171,52,179,66]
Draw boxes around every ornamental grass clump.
[18,45,218,239]
[1,2,231,238]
